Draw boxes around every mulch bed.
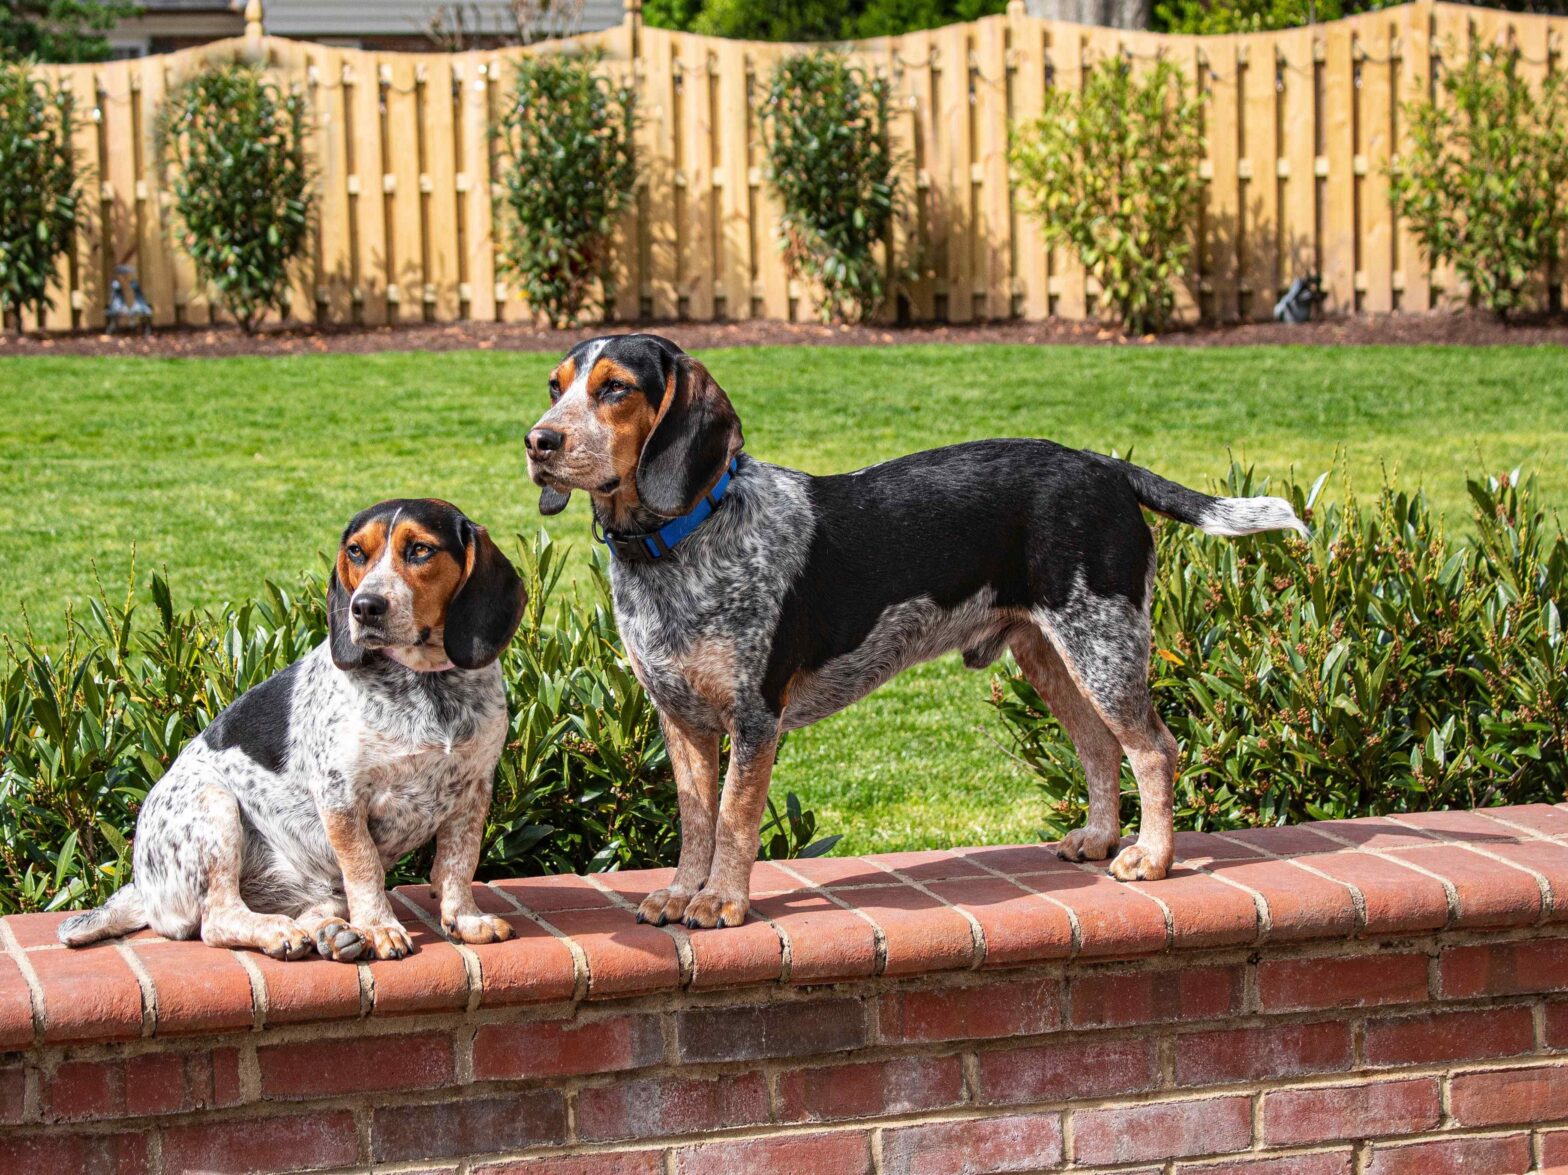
[4,311,1567,358]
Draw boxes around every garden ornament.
[1273,273,1323,324]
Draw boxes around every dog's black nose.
[527,427,564,457]
[351,593,389,623]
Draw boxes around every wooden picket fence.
[18,0,1568,333]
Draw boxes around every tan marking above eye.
[588,358,640,402]
[390,521,465,631]
[338,521,387,590]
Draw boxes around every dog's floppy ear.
[636,355,743,519]
[444,521,527,670]
[327,570,369,671]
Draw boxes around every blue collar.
[598,457,740,563]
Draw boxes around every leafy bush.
[495,54,636,329]
[992,467,1567,840]
[1012,59,1204,334]
[0,534,836,916]
[0,60,78,331]
[157,63,312,333]
[0,1,140,64]
[1154,0,1346,35]
[763,52,897,323]
[645,0,1005,41]
[1391,49,1568,318]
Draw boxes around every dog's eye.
[346,543,365,562]
[599,380,631,403]
[406,542,433,561]
[547,379,561,404]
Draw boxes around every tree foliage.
[0,0,139,65]
[1012,58,1204,334]
[763,52,897,323]
[158,64,313,333]
[644,0,1005,41]
[1391,48,1568,318]
[0,60,78,330]
[495,53,636,328]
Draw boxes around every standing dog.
[58,499,526,961]
[525,334,1307,929]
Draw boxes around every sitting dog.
[524,334,1308,930]
[58,499,526,961]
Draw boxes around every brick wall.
[6,806,1568,1173]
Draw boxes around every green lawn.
[4,343,1566,853]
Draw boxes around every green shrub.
[0,534,835,916]
[495,54,636,329]
[991,467,1567,840]
[0,1,140,64]
[763,52,897,323]
[1391,49,1568,318]
[1011,59,1204,335]
[1154,0,1346,35]
[157,63,312,333]
[0,60,78,331]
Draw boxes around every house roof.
[261,0,625,38]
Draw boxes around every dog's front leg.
[684,715,779,930]
[320,807,414,960]
[430,776,514,944]
[638,714,721,926]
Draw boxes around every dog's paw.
[636,887,694,927]
[312,918,368,963]
[1057,827,1120,863]
[353,920,415,960]
[1108,843,1172,882]
[683,887,749,930]
[441,912,515,945]
[259,922,314,961]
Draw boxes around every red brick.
[534,907,680,999]
[879,976,1060,1044]
[1483,840,1568,922]
[1069,963,1243,1027]
[474,1156,664,1175]
[1365,1006,1535,1066]
[960,844,1071,876]
[1130,868,1260,948]
[0,1130,149,1175]
[1543,1127,1568,1167]
[1204,858,1358,941]
[881,1112,1064,1175]
[164,1110,360,1173]
[1365,1134,1532,1175]
[27,945,144,1043]
[4,911,77,949]
[782,856,899,887]
[878,850,991,883]
[259,1031,453,1099]
[778,1056,963,1122]
[132,938,254,1033]
[1389,844,1541,928]
[1175,1020,1352,1085]
[580,868,675,905]
[473,1013,663,1081]
[1174,830,1267,864]
[575,1073,769,1142]
[371,1090,566,1162]
[1547,1000,1568,1047]
[1258,952,1429,1011]
[686,917,784,989]
[45,1050,241,1120]
[978,1036,1156,1103]
[1450,1064,1568,1127]
[395,883,578,1006]
[928,876,1073,965]
[1181,1155,1353,1175]
[1304,851,1450,934]
[0,1064,23,1125]
[1042,868,1170,958]
[848,884,977,976]
[676,997,866,1063]
[749,861,811,895]
[247,952,362,1025]
[1263,1078,1440,1145]
[752,892,878,984]
[1314,817,1438,850]
[1440,937,1568,999]
[1218,824,1346,856]
[1075,1095,1252,1164]
[367,922,471,1015]
[487,874,614,912]
[1480,804,1568,838]
[1392,809,1531,842]
[0,955,37,1049]
[676,1130,873,1175]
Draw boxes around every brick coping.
[3,804,1566,1047]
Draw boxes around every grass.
[4,343,1567,854]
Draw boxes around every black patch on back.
[760,439,1154,709]
[202,660,301,774]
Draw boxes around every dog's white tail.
[1118,460,1310,539]
[57,884,147,947]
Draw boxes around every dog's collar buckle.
[598,457,740,564]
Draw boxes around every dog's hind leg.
[1034,591,1178,883]
[1009,625,1126,863]
[195,786,313,960]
